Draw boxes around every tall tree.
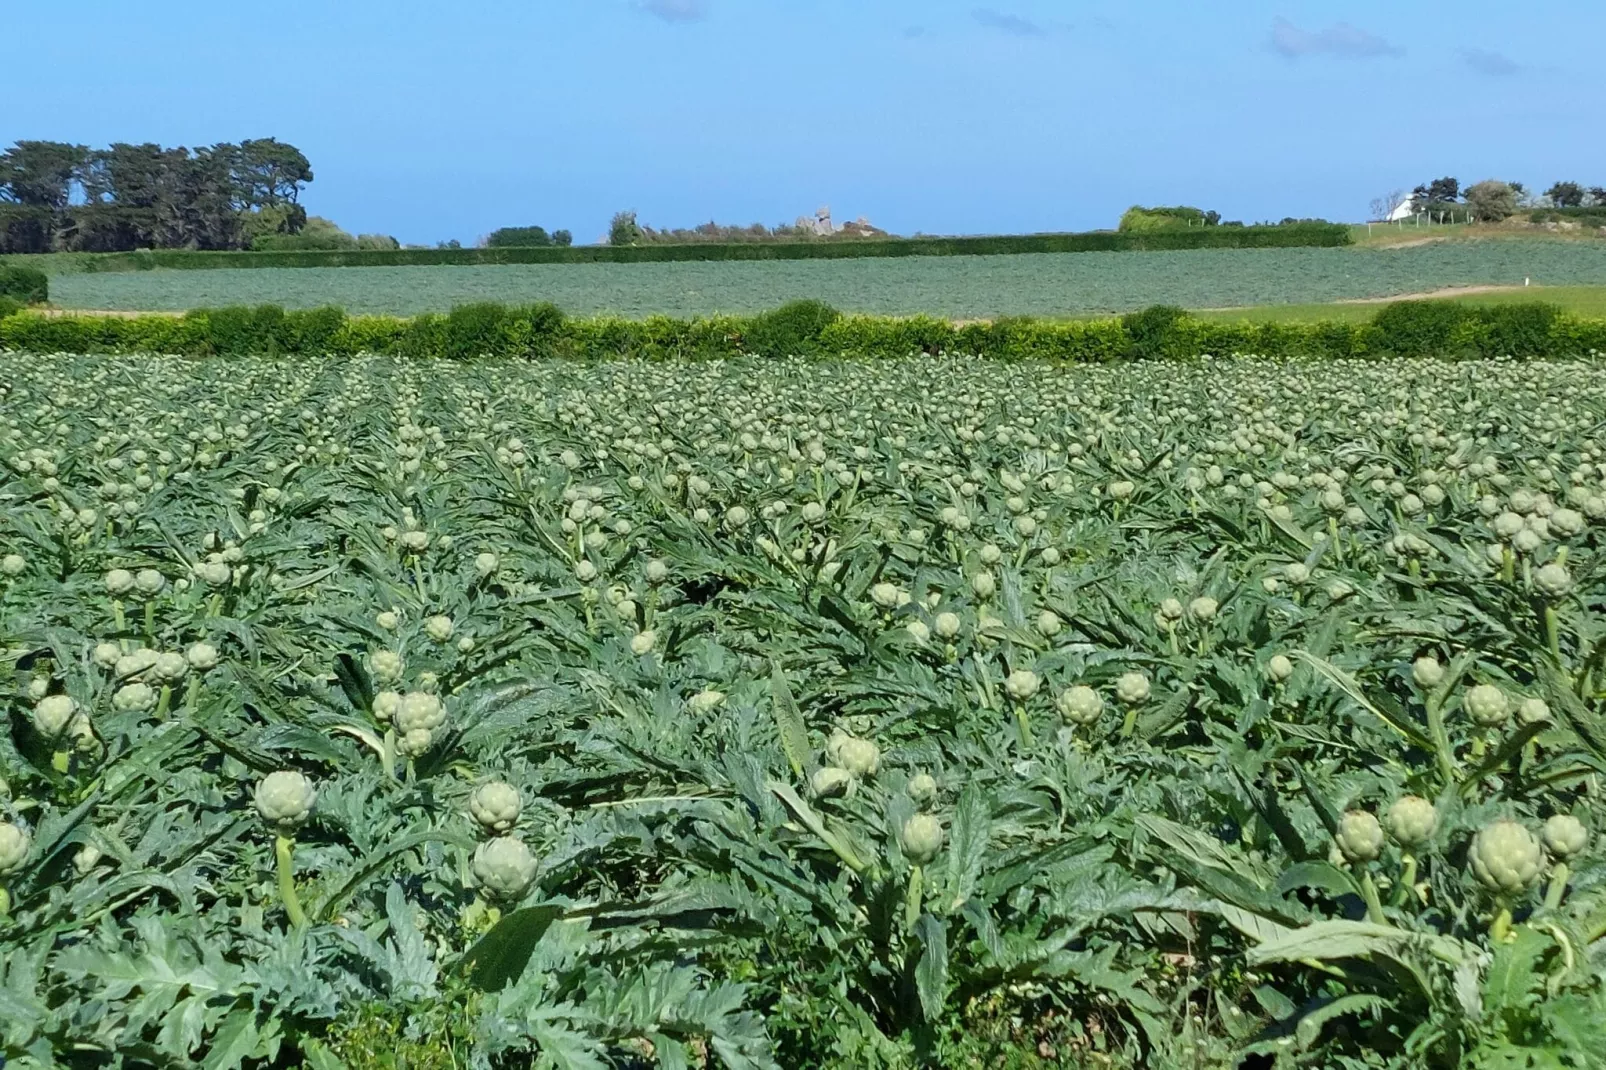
[1545,181,1585,208]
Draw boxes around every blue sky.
[8,1,1603,244]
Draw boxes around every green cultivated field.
[46,239,1606,318]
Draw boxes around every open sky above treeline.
[7,0,1604,246]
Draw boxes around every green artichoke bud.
[1158,598,1185,622]
[906,619,931,643]
[811,766,854,799]
[933,612,962,639]
[1517,698,1551,724]
[376,610,401,630]
[255,770,317,834]
[469,781,522,834]
[1465,684,1510,727]
[1335,810,1385,864]
[474,552,500,578]
[105,568,136,596]
[134,568,165,596]
[1187,596,1218,622]
[1385,795,1438,849]
[424,615,454,642]
[1056,685,1103,726]
[33,694,79,737]
[372,690,402,723]
[900,813,945,865]
[0,821,30,875]
[186,642,220,671]
[870,582,902,609]
[93,642,122,670]
[1036,610,1063,637]
[629,630,657,655]
[151,652,188,683]
[1542,815,1589,861]
[970,571,996,599]
[1469,820,1544,895]
[836,737,881,778]
[472,836,538,899]
[116,648,159,680]
[1267,655,1294,683]
[1411,656,1445,690]
[645,559,670,585]
[73,843,103,876]
[979,544,1003,566]
[687,689,725,714]
[0,552,23,576]
[398,728,434,757]
[1004,669,1041,702]
[395,692,445,733]
[906,773,939,810]
[1115,671,1151,706]
[112,682,156,713]
[369,649,404,684]
[1534,563,1572,600]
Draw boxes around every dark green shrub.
[743,299,842,357]
[0,295,21,319]
[1477,303,1561,357]
[1121,305,1190,359]
[0,264,48,304]
[1372,301,1471,356]
[443,302,509,359]
[282,306,347,353]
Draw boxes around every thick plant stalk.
[0,884,10,916]
[275,834,306,928]
[904,865,924,933]
[1359,870,1386,925]
[1392,855,1418,908]
[1013,704,1034,749]
[1490,902,1513,944]
[1545,864,1571,911]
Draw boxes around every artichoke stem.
[155,686,173,720]
[1544,606,1561,664]
[1545,864,1571,911]
[1013,704,1034,749]
[143,600,155,641]
[0,884,9,916]
[1501,547,1514,585]
[52,748,71,775]
[1120,707,1138,739]
[112,600,125,634]
[1359,870,1387,925]
[1394,856,1417,908]
[184,677,200,713]
[1490,903,1513,944]
[275,834,306,928]
[904,865,924,933]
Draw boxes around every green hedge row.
[56,223,1353,273]
[0,264,48,303]
[3,299,1603,361]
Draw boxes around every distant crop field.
[47,240,1606,318]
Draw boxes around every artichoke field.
[1,349,1604,1069]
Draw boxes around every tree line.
[1372,176,1606,223]
[0,139,317,254]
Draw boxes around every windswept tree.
[1544,181,1585,208]
[1464,179,1519,223]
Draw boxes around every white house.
[1387,199,1416,222]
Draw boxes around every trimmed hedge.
[0,264,48,304]
[3,300,1603,362]
[46,223,1354,273]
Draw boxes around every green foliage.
[1119,205,1218,232]
[0,296,21,319]
[0,264,48,304]
[51,221,1355,274]
[1120,304,1190,359]
[1465,180,1519,223]
[742,299,842,357]
[6,298,1605,362]
[252,216,360,252]
[487,226,559,248]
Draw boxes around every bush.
[443,303,508,360]
[0,295,21,319]
[0,264,48,304]
[1119,206,1213,232]
[1372,301,1472,356]
[1475,303,1561,357]
[1121,305,1190,359]
[742,299,842,357]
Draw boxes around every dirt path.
[1333,283,1531,305]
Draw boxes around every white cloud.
[1270,17,1400,59]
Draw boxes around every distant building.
[1387,200,1415,222]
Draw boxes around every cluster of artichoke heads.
[372,686,449,758]
[467,781,537,900]
[811,729,882,798]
